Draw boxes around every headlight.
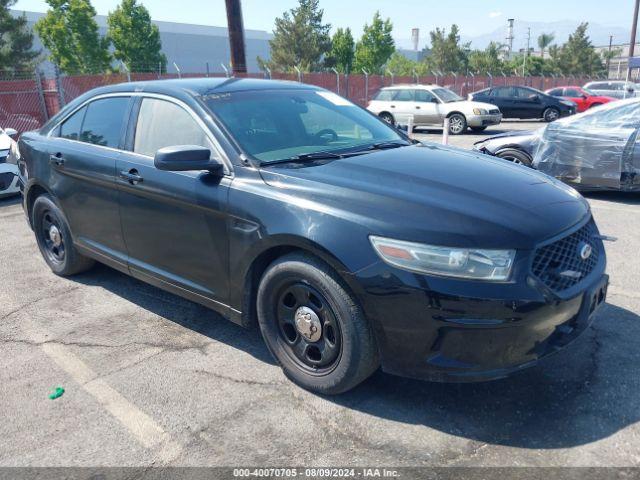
[370,236,515,281]
[473,108,488,115]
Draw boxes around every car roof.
[380,84,439,90]
[84,77,320,98]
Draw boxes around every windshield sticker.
[316,91,354,106]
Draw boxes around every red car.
[545,86,616,112]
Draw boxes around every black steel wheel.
[275,282,342,373]
[496,148,533,167]
[257,253,379,394]
[32,194,94,276]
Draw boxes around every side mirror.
[529,94,540,101]
[154,145,223,174]
[5,128,17,138]
[431,98,440,104]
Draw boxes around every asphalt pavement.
[1,120,639,469]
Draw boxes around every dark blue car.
[17,78,608,393]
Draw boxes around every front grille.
[489,109,500,115]
[531,220,600,293]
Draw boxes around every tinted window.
[374,90,396,101]
[134,98,214,158]
[565,88,582,98]
[513,87,539,98]
[491,87,513,98]
[415,90,436,102]
[79,98,129,148]
[59,106,86,141]
[394,90,414,101]
[547,88,563,97]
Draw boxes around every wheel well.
[446,111,465,118]
[378,111,393,118]
[240,245,353,328]
[25,184,47,226]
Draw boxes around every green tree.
[261,0,331,72]
[467,42,504,75]
[553,23,603,75]
[425,24,468,74]
[537,32,555,58]
[0,0,40,72]
[505,54,554,76]
[326,27,354,73]
[385,51,428,76]
[107,0,166,72]
[353,11,395,74]
[35,0,111,74]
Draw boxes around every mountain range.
[396,20,630,52]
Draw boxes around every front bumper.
[0,163,20,197]
[467,113,502,127]
[349,244,607,383]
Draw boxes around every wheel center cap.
[48,225,61,247]
[294,306,322,342]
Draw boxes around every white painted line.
[41,342,181,460]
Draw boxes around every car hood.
[259,145,589,250]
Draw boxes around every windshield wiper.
[262,150,344,166]
[347,140,410,154]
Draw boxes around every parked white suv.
[367,84,502,135]
[0,128,20,198]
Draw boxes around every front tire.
[32,194,94,276]
[543,107,560,122]
[447,113,467,135]
[378,112,395,125]
[496,148,533,167]
[257,253,379,395]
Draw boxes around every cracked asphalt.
[1,124,639,467]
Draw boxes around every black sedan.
[470,85,576,122]
[474,98,640,191]
[18,78,608,394]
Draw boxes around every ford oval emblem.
[578,242,592,261]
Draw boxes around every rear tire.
[447,113,467,135]
[257,253,379,395]
[496,148,533,167]
[543,107,560,122]
[378,112,395,125]
[32,194,95,276]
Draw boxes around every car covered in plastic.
[474,97,640,191]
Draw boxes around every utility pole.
[225,0,247,75]
[629,0,640,79]
[606,35,613,77]
[523,27,531,77]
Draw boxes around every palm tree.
[538,33,555,58]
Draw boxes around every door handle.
[119,169,143,185]
[49,153,65,166]
[415,106,421,109]
[390,105,396,108]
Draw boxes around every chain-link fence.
[0,65,605,134]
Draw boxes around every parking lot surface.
[1,120,639,468]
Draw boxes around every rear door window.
[374,90,396,101]
[414,89,436,102]
[79,97,130,148]
[58,106,86,141]
[394,89,414,101]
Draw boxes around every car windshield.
[203,89,406,164]
[432,88,463,103]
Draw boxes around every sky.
[12,0,634,42]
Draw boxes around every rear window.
[374,90,396,101]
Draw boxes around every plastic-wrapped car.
[474,98,640,191]
[534,98,640,191]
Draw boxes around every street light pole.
[225,0,247,75]
[629,0,640,78]
[606,35,613,77]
